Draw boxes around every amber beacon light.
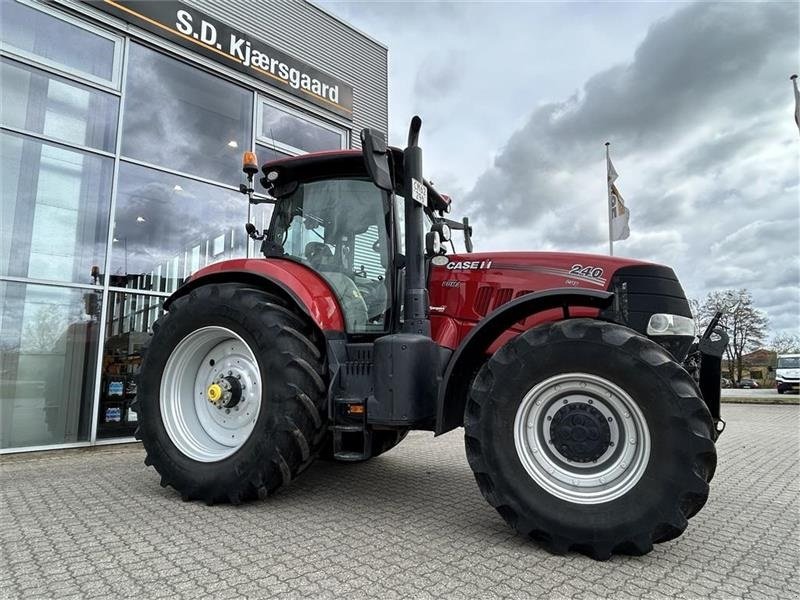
[242,150,259,176]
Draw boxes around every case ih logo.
[446,260,493,270]
[90,1,354,118]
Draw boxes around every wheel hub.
[513,372,651,504]
[550,402,611,462]
[207,375,244,409]
[160,326,262,463]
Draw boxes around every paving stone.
[1,404,798,599]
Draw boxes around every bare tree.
[695,289,768,382]
[769,332,800,354]
[21,307,69,353]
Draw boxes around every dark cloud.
[460,1,799,333]
[466,2,797,225]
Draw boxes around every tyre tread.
[464,318,717,559]
[137,283,327,504]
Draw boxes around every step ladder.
[331,397,372,461]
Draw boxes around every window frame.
[0,55,122,155]
[0,0,124,91]
[255,96,347,156]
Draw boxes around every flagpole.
[605,142,613,256]
[791,74,799,136]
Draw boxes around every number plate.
[411,178,428,206]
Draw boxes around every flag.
[792,75,800,136]
[606,148,630,241]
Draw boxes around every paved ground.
[1,404,798,599]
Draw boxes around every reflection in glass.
[1,58,119,152]
[97,291,164,439]
[255,144,291,165]
[121,43,252,186]
[111,162,249,293]
[1,131,113,284]
[0,1,117,83]
[260,103,342,153]
[0,281,100,449]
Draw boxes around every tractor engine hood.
[432,251,652,291]
[429,251,694,359]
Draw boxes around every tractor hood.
[429,251,694,358]
[433,251,653,290]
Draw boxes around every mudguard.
[435,288,614,435]
[163,258,346,333]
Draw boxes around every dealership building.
[0,0,388,452]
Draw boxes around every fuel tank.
[428,251,692,357]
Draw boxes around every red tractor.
[135,117,727,559]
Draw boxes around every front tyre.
[464,319,716,560]
[136,283,327,504]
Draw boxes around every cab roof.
[259,148,451,212]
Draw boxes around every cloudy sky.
[320,1,799,336]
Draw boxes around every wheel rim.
[160,326,262,462]
[513,372,650,504]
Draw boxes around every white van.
[775,353,800,394]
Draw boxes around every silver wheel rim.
[160,326,262,462]
[513,372,650,504]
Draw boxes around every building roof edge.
[306,0,388,51]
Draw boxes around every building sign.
[88,0,353,118]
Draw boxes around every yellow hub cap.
[207,383,223,404]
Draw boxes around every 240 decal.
[569,264,604,279]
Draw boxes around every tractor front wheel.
[136,283,327,504]
[464,319,716,560]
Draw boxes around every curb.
[721,396,799,406]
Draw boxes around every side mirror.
[462,217,473,253]
[360,128,393,191]
[767,366,774,373]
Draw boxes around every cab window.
[270,179,390,333]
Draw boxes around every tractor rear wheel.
[464,319,716,560]
[135,283,327,504]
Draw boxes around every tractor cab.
[261,161,391,333]
[240,140,465,337]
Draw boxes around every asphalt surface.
[1,403,798,599]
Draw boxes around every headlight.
[646,313,695,336]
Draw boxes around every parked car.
[737,378,759,389]
[721,377,732,388]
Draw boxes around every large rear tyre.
[135,283,327,504]
[464,319,716,560]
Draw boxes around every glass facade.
[0,0,348,452]
[0,281,100,448]
[111,162,249,294]
[121,43,253,186]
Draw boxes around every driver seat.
[304,242,368,331]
